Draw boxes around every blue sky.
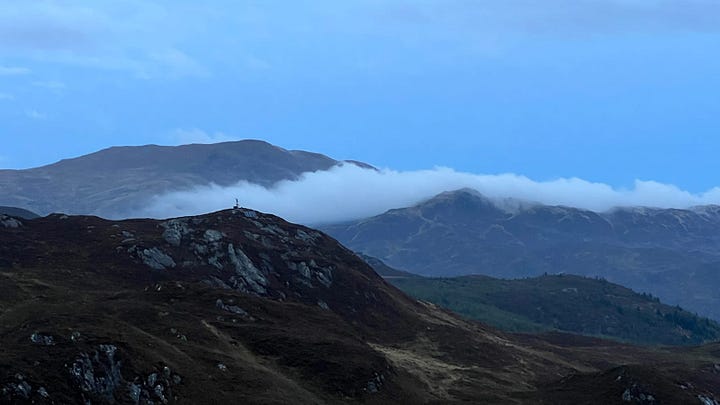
[1,1,720,192]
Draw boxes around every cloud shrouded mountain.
[3,140,720,224]
[137,163,720,224]
[321,189,720,320]
[0,140,353,218]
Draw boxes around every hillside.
[390,274,720,346]
[1,211,719,403]
[322,189,720,320]
[0,140,367,218]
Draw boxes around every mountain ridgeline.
[2,211,720,403]
[322,189,720,321]
[0,140,371,218]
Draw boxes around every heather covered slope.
[0,211,719,404]
[323,189,720,320]
[0,140,359,218]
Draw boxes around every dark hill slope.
[0,140,364,218]
[322,189,720,320]
[390,274,720,346]
[0,206,39,219]
[0,211,718,404]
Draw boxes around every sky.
[2,0,720,194]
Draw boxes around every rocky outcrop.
[0,214,22,228]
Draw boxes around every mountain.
[0,206,39,219]
[321,188,720,320]
[389,273,720,346]
[0,140,364,218]
[2,210,719,403]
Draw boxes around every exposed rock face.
[69,345,124,402]
[137,247,176,270]
[0,215,22,228]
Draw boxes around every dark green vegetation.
[1,211,719,404]
[323,188,720,320]
[0,206,39,219]
[0,140,371,218]
[389,274,720,346]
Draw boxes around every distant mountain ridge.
[322,188,720,320]
[0,206,39,219]
[0,140,369,218]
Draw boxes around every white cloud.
[135,164,720,225]
[170,129,238,145]
[0,65,30,75]
[25,109,47,120]
[0,93,14,100]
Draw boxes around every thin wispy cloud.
[0,65,30,75]
[137,164,720,225]
[0,93,14,100]
[32,81,66,90]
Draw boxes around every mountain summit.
[0,140,368,218]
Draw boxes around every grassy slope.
[390,274,720,346]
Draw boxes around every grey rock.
[30,332,55,346]
[208,255,224,270]
[153,384,167,403]
[139,248,176,270]
[297,262,312,279]
[161,219,190,247]
[69,344,124,402]
[228,243,267,295]
[147,373,157,387]
[216,298,249,316]
[699,395,720,405]
[241,209,258,218]
[37,386,49,398]
[0,215,21,228]
[204,229,224,243]
[128,382,142,403]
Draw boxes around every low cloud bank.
[137,164,720,225]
